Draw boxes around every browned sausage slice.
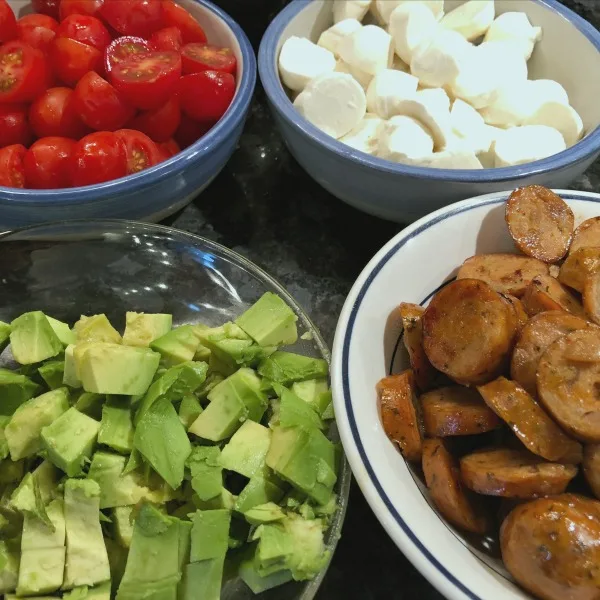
[377,370,423,462]
[510,310,592,396]
[570,216,600,254]
[500,494,600,600]
[477,376,583,463]
[522,274,585,317]
[583,444,600,499]
[583,269,600,326]
[537,329,600,442]
[422,279,517,385]
[505,185,574,263]
[460,447,577,498]
[558,246,600,292]
[457,253,549,297]
[422,438,490,534]
[563,329,600,362]
[421,386,501,437]
[501,293,528,333]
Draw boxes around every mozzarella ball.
[318,19,363,58]
[333,0,372,24]
[388,3,438,65]
[526,102,584,146]
[339,24,394,76]
[484,12,542,60]
[335,58,373,90]
[440,0,495,41]
[375,0,444,24]
[279,36,336,92]
[377,115,435,162]
[340,113,384,154]
[366,69,419,119]
[450,98,492,154]
[494,125,566,167]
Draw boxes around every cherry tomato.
[69,130,126,185]
[109,50,181,110]
[161,1,206,44]
[0,0,18,43]
[0,143,25,187]
[158,137,179,159]
[0,41,51,103]
[128,96,180,142]
[59,0,104,20]
[114,128,160,174]
[149,26,182,52]
[181,43,236,75]
[23,136,75,188]
[178,70,235,124]
[104,35,149,74]
[50,36,102,86]
[56,14,111,52]
[32,0,60,20]
[100,0,161,38]
[29,86,89,138]
[0,104,32,146]
[16,14,58,52]
[174,113,211,149]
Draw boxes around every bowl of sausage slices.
[332,185,600,600]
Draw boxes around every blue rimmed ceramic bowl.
[0,0,256,229]
[259,0,600,223]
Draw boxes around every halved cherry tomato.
[59,0,104,20]
[0,40,51,103]
[73,71,134,130]
[16,14,58,52]
[0,0,18,43]
[174,112,211,149]
[0,143,25,187]
[149,26,182,52]
[109,50,181,110]
[56,14,111,52]
[115,128,160,174]
[32,0,60,20]
[100,0,161,38]
[0,104,32,146]
[128,96,180,142]
[104,35,150,74]
[50,36,102,85]
[29,86,89,138]
[69,130,126,185]
[178,70,234,123]
[23,136,75,188]
[158,137,179,159]
[161,1,206,44]
[181,43,236,75]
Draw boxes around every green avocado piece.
[0,539,19,594]
[192,487,236,512]
[275,384,324,431]
[243,502,285,525]
[74,392,105,420]
[220,420,271,478]
[0,368,40,416]
[113,505,134,549]
[280,513,328,581]
[98,398,134,454]
[41,407,100,477]
[187,447,222,502]
[11,461,59,521]
[38,360,66,389]
[291,379,331,415]
[178,520,192,572]
[178,394,203,429]
[123,312,172,348]
[238,545,292,594]
[252,522,293,570]
[195,372,224,400]
[73,314,122,344]
[47,316,76,346]
[181,559,223,600]
[62,580,112,600]
[10,311,63,365]
[150,326,200,366]
[321,395,334,420]
[189,509,231,563]
[258,352,328,386]
[208,368,267,420]
[0,321,10,353]
[6,387,70,461]
[63,344,82,389]
[234,473,285,514]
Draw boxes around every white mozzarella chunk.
[293,72,367,139]
[494,125,566,167]
[339,24,394,76]
[484,12,542,60]
[333,0,372,24]
[279,36,336,92]
[375,0,444,24]
[405,149,483,169]
[366,69,419,119]
[377,115,435,162]
[450,99,492,154]
[528,79,569,105]
[526,102,584,146]
[340,113,384,154]
[318,19,362,58]
[440,0,495,41]
[388,3,438,65]
[335,59,373,90]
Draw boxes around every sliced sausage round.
[522,274,585,318]
[558,246,600,292]
[583,269,600,326]
[501,294,529,333]
[570,216,600,254]
[583,444,600,499]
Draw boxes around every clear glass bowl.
[0,220,351,600]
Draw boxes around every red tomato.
[158,137,179,159]
[0,104,32,146]
[50,36,102,86]
[181,43,236,75]
[0,143,25,187]
[161,1,206,44]
[32,0,60,19]
[69,130,126,185]
[55,14,111,52]
[73,71,134,130]
[59,0,104,20]
[16,14,58,52]
[0,41,51,103]
[100,0,161,38]
[128,96,180,142]
[109,50,181,110]
[115,128,161,174]
[0,0,18,43]
[104,35,150,74]
[23,136,75,188]
[29,86,89,138]
[178,70,234,124]
[174,112,211,149]
[149,26,182,52]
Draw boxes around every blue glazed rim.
[259,0,600,183]
[332,189,600,600]
[0,0,256,206]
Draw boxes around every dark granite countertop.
[165,1,600,597]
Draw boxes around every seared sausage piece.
[377,370,423,462]
[422,279,517,385]
[460,447,577,498]
[421,386,501,437]
[477,377,582,463]
[537,329,600,442]
[583,444,600,499]
[558,247,600,292]
[501,294,528,333]
[457,253,549,297]
[505,185,574,263]
[522,274,585,318]
[500,494,600,600]
[422,438,490,534]
[583,270,600,326]
[570,216,600,254]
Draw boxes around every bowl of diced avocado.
[0,220,350,600]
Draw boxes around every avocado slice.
[10,311,63,365]
[243,502,285,525]
[11,461,59,522]
[47,316,76,346]
[189,509,231,562]
[178,394,202,429]
[73,314,122,344]
[98,398,134,454]
[234,472,285,514]
[291,379,331,415]
[63,344,82,388]
[220,420,272,479]
[38,360,66,389]
[187,446,222,501]
[207,368,267,422]
[275,384,324,431]
[258,352,328,386]
[0,321,10,353]
[0,539,19,594]
[122,312,172,347]
[74,392,105,420]
[238,545,293,594]
[180,559,222,600]
[150,325,200,366]
[112,505,134,549]
[0,368,40,416]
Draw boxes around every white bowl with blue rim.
[0,0,256,229]
[330,188,600,600]
[258,0,600,224]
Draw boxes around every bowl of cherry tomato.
[0,0,256,227]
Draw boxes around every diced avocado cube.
[63,344,82,388]
[181,559,223,600]
[74,392,105,420]
[178,394,202,428]
[150,326,200,366]
[134,397,191,490]
[252,522,293,569]
[192,488,236,511]
[0,540,19,594]
[47,316,76,346]
[74,314,122,344]
[193,342,211,363]
[195,372,224,400]
[189,509,231,562]
[6,387,69,461]
[38,360,65,389]
[123,312,172,347]
[234,473,285,514]
[291,379,331,415]
[63,479,111,589]
[220,420,271,478]
[78,343,160,396]
[258,352,328,386]
[280,513,328,580]
[41,407,100,477]
[0,368,40,416]
[98,399,134,454]
[10,311,63,365]
[276,384,324,431]
[209,368,268,423]
[187,447,222,502]
[238,546,293,594]
[236,292,298,347]
[0,321,10,352]
[113,506,134,549]
[243,502,285,525]
[12,461,59,520]
[188,392,247,443]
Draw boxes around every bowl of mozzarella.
[258,0,600,223]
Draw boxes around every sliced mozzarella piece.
[526,102,584,147]
[335,58,373,90]
[377,115,435,162]
[366,69,419,119]
[484,12,542,60]
[494,125,566,167]
[294,72,367,139]
[419,88,451,113]
[440,0,495,41]
[279,36,336,92]
[333,0,372,24]
[405,149,483,169]
[450,98,492,154]
[339,24,394,76]
[318,19,362,58]
[340,113,384,155]
[375,0,444,24]
[528,79,569,105]
[388,3,438,65]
